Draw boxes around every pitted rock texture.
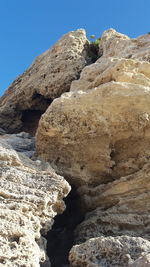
[36,30,150,185]
[99,28,150,61]
[0,29,92,134]
[36,29,150,265]
[36,81,150,186]
[0,136,70,266]
[2,28,150,266]
[69,236,150,267]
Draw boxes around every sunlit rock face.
[36,29,150,266]
[0,135,70,266]
[1,28,150,266]
[0,29,93,134]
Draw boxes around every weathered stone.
[74,166,150,243]
[35,29,150,265]
[0,132,35,158]
[36,80,150,186]
[71,57,150,93]
[0,29,92,134]
[130,254,150,267]
[0,137,70,266]
[69,236,150,267]
[2,28,150,266]
[99,28,150,61]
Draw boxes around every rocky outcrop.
[36,30,150,186]
[1,28,150,266]
[35,29,150,266]
[0,134,70,266]
[0,29,93,134]
[36,69,150,186]
[99,28,150,61]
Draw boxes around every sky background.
[0,0,150,96]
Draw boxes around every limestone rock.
[36,80,150,186]
[0,29,92,134]
[69,236,150,267]
[0,137,70,266]
[36,31,150,186]
[2,28,150,266]
[35,29,150,265]
[71,157,150,242]
[100,28,150,61]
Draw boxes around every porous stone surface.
[36,79,150,186]
[0,135,70,266]
[0,29,92,133]
[69,236,150,267]
[2,28,150,266]
[100,29,150,61]
[36,29,150,266]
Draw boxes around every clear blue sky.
[0,0,150,96]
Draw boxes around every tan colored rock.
[99,28,150,61]
[0,29,92,134]
[71,57,150,92]
[0,138,70,266]
[74,162,150,243]
[36,81,150,186]
[36,31,150,186]
[2,28,150,266]
[69,236,150,267]
[36,29,150,265]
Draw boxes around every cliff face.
[1,29,150,266]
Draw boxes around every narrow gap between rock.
[45,186,84,267]
[88,43,102,63]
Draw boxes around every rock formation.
[1,28,150,266]
[0,29,94,134]
[69,236,150,267]
[36,29,150,266]
[0,134,70,266]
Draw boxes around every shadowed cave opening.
[21,109,43,136]
[21,93,53,135]
[45,186,84,267]
[88,42,103,63]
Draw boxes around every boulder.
[36,79,150,186]
[69,236,150,267]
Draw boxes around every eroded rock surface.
[1,28,150,266]
[36,80,150,186]
[36,29,150,266]
[0,29,93,134]
[69,236,150,267]
[0,135,70,266]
